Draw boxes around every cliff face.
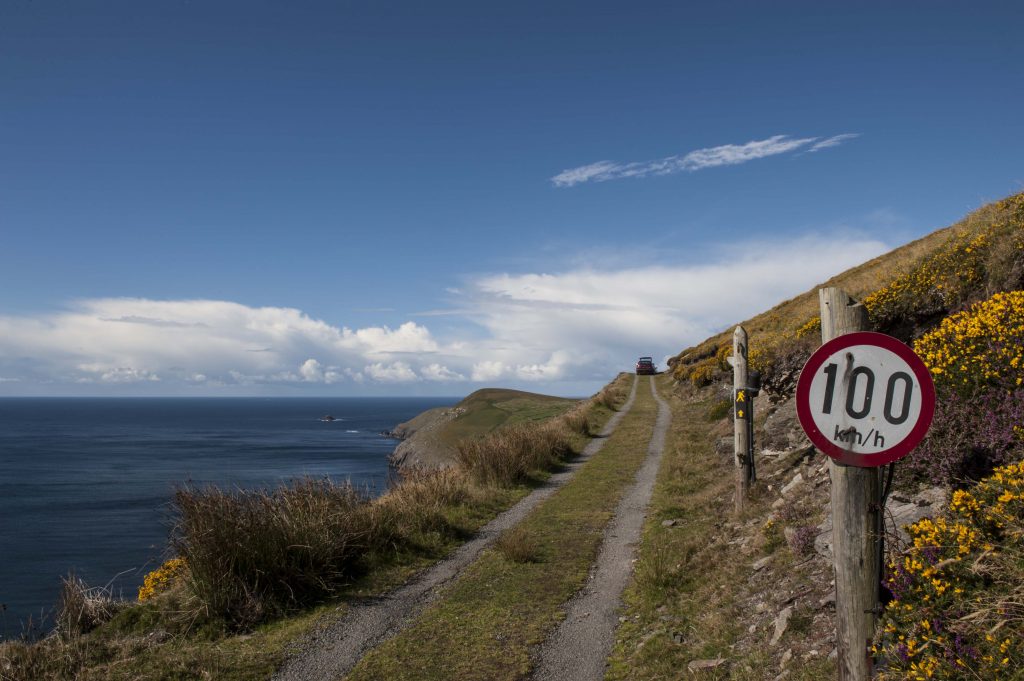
[387,405,467,470]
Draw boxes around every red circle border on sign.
[796,331,936,467]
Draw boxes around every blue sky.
[1,1,1022,396]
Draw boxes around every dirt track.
[273,376,639,681]
[530,376,672,681]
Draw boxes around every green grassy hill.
[389,388,579,470]
[438,388,578,444]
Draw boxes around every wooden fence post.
[733,325,750,515]
[819,288,880,681]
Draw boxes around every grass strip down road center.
[343,377,662,681]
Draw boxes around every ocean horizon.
[0,396,454,639]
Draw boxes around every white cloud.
[551,133,858,187]
[420,363,466,382]
[471,361,507,382]
[364,362,418,383]
[0,232,889,394]
[299,359,324,382]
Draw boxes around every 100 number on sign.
[796,332,935,467]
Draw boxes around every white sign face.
[796,332,935,467]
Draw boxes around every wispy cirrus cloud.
[551,133,858,187]
[807,133,860,152]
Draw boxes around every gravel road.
[273,376,639,681]
[530,375,672,681]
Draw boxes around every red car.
[635,357,656,375]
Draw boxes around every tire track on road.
[530,375,672,681]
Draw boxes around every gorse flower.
[913,291,1024,395]
[874,462,1024,679]
[138,557,186,603]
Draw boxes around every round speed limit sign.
[796,332,935,467]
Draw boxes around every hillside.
[389,388,578,469]
[632,191,1024,679]
[672,192,1024,395]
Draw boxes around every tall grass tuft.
[55,573,125,639]
[596,383,626,411]
[171,478,369,629]
[456,421,574,487]
[559,404,591,436]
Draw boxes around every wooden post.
[733,325,750,515]
[819,288,880,681]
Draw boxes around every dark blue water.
[0,397,452,638]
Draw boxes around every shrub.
[786,525,817,557]
[715,344,732,371]
[138,557,187,603]
[749,334,815,397]
[875,462,1024,679]
[913,290,1024,395]
[171,478,369,629]
[794,316,821,340]
[898,388,1024,488]
[688,358,719,388]
[865,192,1024,341]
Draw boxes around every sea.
[0,396,453,639]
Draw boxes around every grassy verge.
[343,376,657,681]
[0,378,629,681]
[606,378,835,681]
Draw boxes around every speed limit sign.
[796,331,935,467]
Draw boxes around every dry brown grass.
[54,573,127,639]
[455,421,574,486]
[596,385,623,411]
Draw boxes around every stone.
[772,497,787,509]
[885,486,947,545]
[752,556,772,571]
[780,472,804,496]
[687,658,727,672]
[780,648,793,668]
[661,519,678,527]
[770,606,793,646]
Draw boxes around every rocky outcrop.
[387,406,466,470]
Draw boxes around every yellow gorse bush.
[138,557,186,603]
[874,462,1024,679]
[864,230,992,326]
[913,291,1024,393]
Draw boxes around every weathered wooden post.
[819,288,880,681]
[733,325,751,514]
